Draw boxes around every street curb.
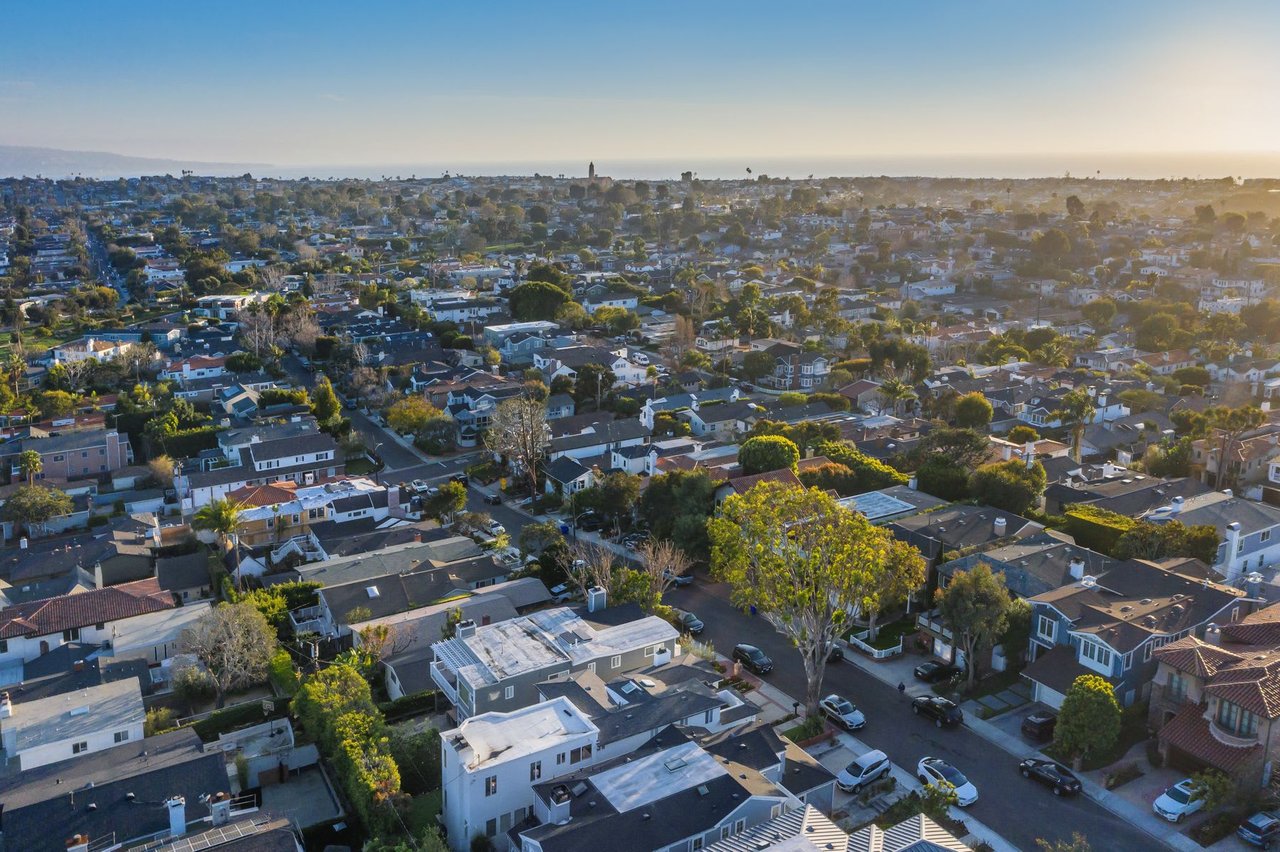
[842,652,1198,852]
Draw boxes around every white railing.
[271,532,327,565]
[847,631,904,660]
[916,610,954,641]
[288,604,326,635]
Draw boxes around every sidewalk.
[841,646,1203,852]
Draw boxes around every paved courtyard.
[260,766,343,828]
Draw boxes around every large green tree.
[968,459,1047,515]
[738,434,800,475]
[638,470,717,561]
[509,281,570,321]
[311,375,342,425]
[935,562,1013,687]
[1055,388,1096,463]
[2,484,73,535]
[709,482,908,712]
[178,602,277,708]
[1053,674,1121,767]
[954,392,994,429]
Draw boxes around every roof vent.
[697,785,710,797]
[1140,598,1153,605]
[1119,606,1133,613]
[664,757,688,772]
[366,586,380,598]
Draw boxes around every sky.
[3,1,1280,171]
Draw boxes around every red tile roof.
[723,468,802,495]
[0,578,175,639]
[1158,703,1261,770]
[1155,636,1245,679]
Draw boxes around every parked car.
[1021,709,1057,742]
[411,479,432,494]
[577,512,604,532]
[911,695,963,728]
[914,660,962,683]
[917,757,978,806]
[733,643,773,675]
[819,694,866,730]
[836,749,890,793]
[484,519,506,536]
[451,473,469,486]
[1153,778,1206,823]
[827,644,845,664]
[663,569,694,587]
[622,532,650,550]
[484,493,502,505]
[1018,758,1081,796]
[672,609,704,635]
[1238,811,1280,848]
[548,583,576,603]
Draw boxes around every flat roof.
[3,678,142,753]
[452,696,597,771]
[591,739,726,813]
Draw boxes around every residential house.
[1022,558,1246,709]
[544,456,596,497]
[176,431,343,511]
[758,342,832,392]
[0,679,143,770]
[1143,491,1280,582]
[1148,603,1280,790]
[3,428,133,484]
[430,595,680,720]
[683,400,760,439]
[548,419,649,463]
[704,808,972,852]
[159,354,227,382]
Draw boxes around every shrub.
[145,707,177,736]
[235,754,250,790]
[268,648,300,697]
[192,697,291,741]
[1063,504,1134,555]
[173,664,218,710]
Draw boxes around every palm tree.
[18,449,41,486]
[193,498,246,591]
[1056,388,1097,463]
[877,376,916,416]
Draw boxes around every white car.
[1153,778,1205,823]
[485,520,506,536]
[411,479,431,494]
[917,757,978,807]
[819,694,866,730]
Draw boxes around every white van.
[631,352,650,366]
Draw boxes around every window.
[530,761,541,781]
[610,655,621,669]
[95,623,104,630]
[504,686,515,700]
[1216,700,1259,737]
[0,639,7,654]
[691,840,703,851]
[485,818,497,837]
[72,741,88,754]
[720,828,731,841]
[570,745,592,764]
[586,662,595,673]
[114,730,130,743]
[556,752,566,765]
[63,628,80,642]
[1169,672,1187,702]
[734,819,746,834]
[1263,530,1272,543]
[1036,615,1056,642]
[485,775,497,797]
[1080,638,1113,669]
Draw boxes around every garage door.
[1035,682,1066,710]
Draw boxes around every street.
[674,579,1160,852]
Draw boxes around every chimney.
[993,517,1007,537]
[587,586,607,613]
[1223,488,1234,498]
[1171,496,1184,514]
[1068,557,1086,580]
[164,796,186,838]
[93,561,103,589]
[1246,571,1265,600]
[1204,623,1222,646]
[209,791,232,826]
[413,530,422,543]
[19,537,27,550]
[0,692,12,719]
[65,836,89,852]
[1225,522,1243,582]
[908,475,918,491]
[456,619,477,639]
[1001,442,1013,461]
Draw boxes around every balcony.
[431,660,460,705]
[271,532,327,565]
[289,604,326,636]
[916,609,954,641]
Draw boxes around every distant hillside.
[0,145,268,179]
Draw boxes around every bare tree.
[56,356,93,393]
[635,539,691,604]
[484,397,548,509]
[238,306,277,357]
[178,603,277,708]
[355,620,414,660]
[565,540,619,599]
[280,305,321,354]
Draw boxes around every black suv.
[1239,811,1280,848]
[914,660,962,683]
[1018,758,1081,796]
[911,695,963,728]
[733,643,773,675]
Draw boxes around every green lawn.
[855,619,917,651]
[406,790,442,835]
[345,456,378,476]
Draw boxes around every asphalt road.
[674,578,1161,852]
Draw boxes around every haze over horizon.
[4,0,1279,176]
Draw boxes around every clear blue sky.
[3,1,1278,167]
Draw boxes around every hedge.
[1063,504,1134,555]
[192,697,291,741]
[268,648,300,697]
[379,690,439,723]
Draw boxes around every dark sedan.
[1018,758,1082,796]
[673,609,704,635]
[911,695,964,728]
[733,643,773,675]
[914,660,962,683]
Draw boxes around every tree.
[1054,674,1121,766]
[572,363,615,410]
[311,375,342,424]
[999,597,1033,669]
[1065,195,1086,218]
[864,538,927,640]
[741,350,776,382]
[1056,388,1096,463]
[934,563,1013,687]
[709,482,901,712]
[954,392,993,429]
[424,481,467,522]
[1188,768,1234,813]
[1007,425,1040,444]
[485,397,548,511]
[638,470,717,561]
[1036,835,1093,852]
[386,395,439,436]
[1137,312,1179,352]
[18,449,41,486]
[968,459,1047,515]
[1081,298,1116,330]
[738,435,800,475]
[193,497,246,590]
[509,281,569,321]
[914,427,992,472]
[178,603,277,708]
[635,538,692,609]
[2,485,73,535]
[363,829,449,852]
[876,375,916,415]
[1207,405,1267,488]
[147,454,176,487]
